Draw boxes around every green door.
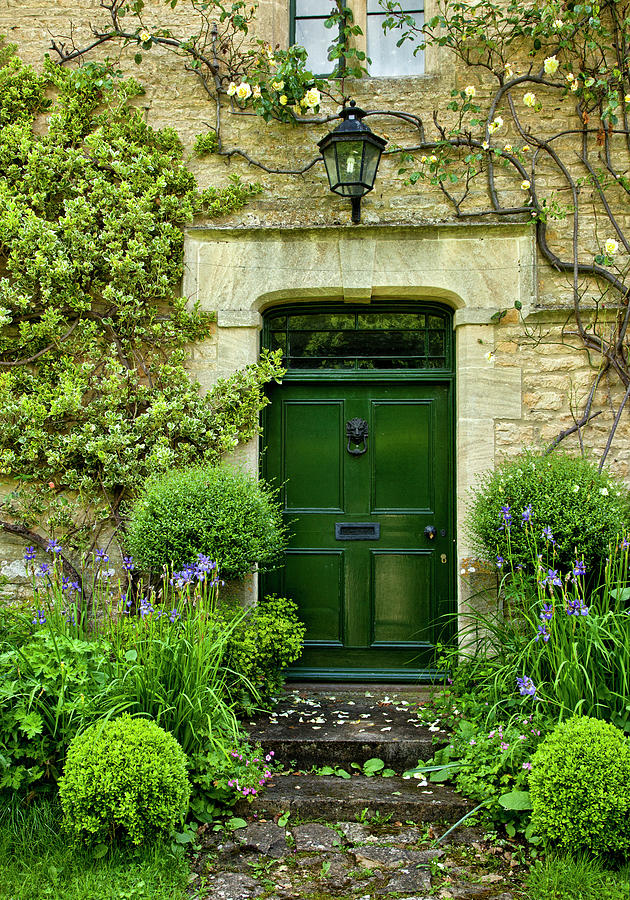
[263,378,454,680]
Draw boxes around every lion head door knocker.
[346,417,369,456]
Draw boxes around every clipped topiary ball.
[125,464,286,579]
[529,715,630,855]
[467,451,628,575]
[58,715,190,847]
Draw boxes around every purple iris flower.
[496,556,504,569]
[541,526,555,543]
[23,546,37,563]
[94,548,109,563]
[46,539,62,555]
[540,603,553,621]
[542,568,562,588]
[567,598,589,616]
[500,505,512,530]
[573,560,586,578]
[516,676,537,698]
[535,623,550,643]
[521,504,532,525]
[122,556,135,572]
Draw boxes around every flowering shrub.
[188,743,276,823]
[125,465,286,579]
[468,451,628,575]
[59,715,190,848]
[421,713,547,838]
[529,716,630,855]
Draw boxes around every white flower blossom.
[570,80,579,92]
[236,82,252,100]
[521,180,531,190]
[504,143,513,152]
[566,72,576,82]
[504,63,514,79]
[252,85,262,99]
[138,29,151,42]
[605,238,619,255]
[523,91,537,107]
[305,87,321,108]
[227,82,237,97]
[544,55,559,75]
[488,115,504,133]
[464,85,476,99]
[600,487,609,496]
[625,94,630,103]
[484,350,495,362]
[553,18,564,28]
[482,140,490,150]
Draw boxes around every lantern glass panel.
[361,140,383,188]
[335,140,366,196]
[321,144,340,192]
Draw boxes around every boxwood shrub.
[58,716,190,848]
[467,451,628,574]
[529,716,630,855]
[125,465,286,579]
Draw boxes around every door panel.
[263,380,453,679]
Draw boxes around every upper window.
[290,0,425,77]
[265,307,450,371]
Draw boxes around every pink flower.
[522,762,532,770]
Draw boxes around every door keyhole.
[441,553,447,564]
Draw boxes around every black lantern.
[318,101,387,224]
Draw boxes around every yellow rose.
[279,95,288,105]
[252,85,262,99]
[523,91,536,107]
[227,82,237,97]
[521,179,531,191]
[236,82,252,101]
[305,87,321,108]
[543,55,559,75]
[272,80,284,91]
[605,238,619,255]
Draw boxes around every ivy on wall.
[0,45,282,560]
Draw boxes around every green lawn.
[0,799,188,900]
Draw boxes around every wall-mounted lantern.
[318,101,387,224]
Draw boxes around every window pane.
[367,12,425,76]
[295,19,333,74]
[288,313,355,330]
[367,0,422,11]
[357,313,426,329]
[295,0,337,15]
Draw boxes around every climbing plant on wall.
[48,0,630,463]
[0,44,282,568]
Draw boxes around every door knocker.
[346,417,368,456]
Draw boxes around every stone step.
[234,773,471,823]
[246,689,445,771]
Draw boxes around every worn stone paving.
[189,820,523,900]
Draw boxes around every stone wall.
[2,0,629,618]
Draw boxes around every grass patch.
[0,798,188,900]
[526,853,630,900]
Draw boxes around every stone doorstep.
[234,773,471,823]
[245,689,445,771]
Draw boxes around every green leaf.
[278,811,290,827]
[93,844,108,859]
[227,817,248,830]
[363,758,385,775]
[498,790,532,811]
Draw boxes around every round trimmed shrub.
[58,715,190,847]
[529,716,630,855]
[468,451,628,574]
[125,465,286,578]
